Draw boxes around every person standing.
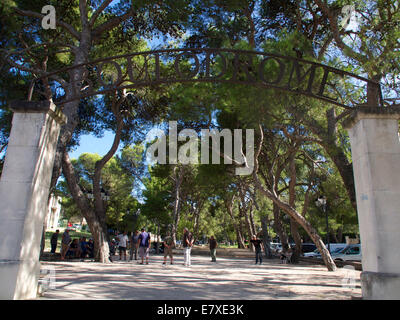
[250,235,264,265]
[209,236,217,262]
[137,228,151,265]
[162,234,175,265]
[183,228,194,267]
[117,231,129,261]
[60,229,71,260]
[79,237,88,259]
[87,239,94,258]
[130,230,140,261]
[50,229,60,254]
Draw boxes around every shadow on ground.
[40,255,362,300]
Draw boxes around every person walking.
[60,229,71,260]
[137,228,151,264]
[162,234,175,265]
[50,229,60,254]
[250,235,264,265]
[183,228,194,267]
[130,230,140,261]
[209,235,217,262]
[117,231,129,261]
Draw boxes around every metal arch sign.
[42,48,383,108]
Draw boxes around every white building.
[46,194,62,230]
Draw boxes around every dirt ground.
[39,254,362,300]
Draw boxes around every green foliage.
[57,152,140,229]
[140,167,172,227]
[4,0,391,248]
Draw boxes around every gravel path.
[39,254,362,300]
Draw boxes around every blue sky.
[69,36,167,160]
[68,130,120,160]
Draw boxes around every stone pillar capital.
[9,100,67,125]
[342,106,400,130]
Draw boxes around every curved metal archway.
[40,48,383,109]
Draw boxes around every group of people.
[52,227,267,265]
[112,228,152,265]
[111,227,218,267]
[50,229,94,260]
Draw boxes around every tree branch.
[89,0,114,27]
[92,11,132,40]
[79,0,90,30]
[313,0,368,64]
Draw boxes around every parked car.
[289,243,315,255]
[270,243,282,253]
[301,243,317,254]
[303,243,347,258]
[332,244,362,262]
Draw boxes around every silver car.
[332,244,362,262]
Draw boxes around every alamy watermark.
[144,121,254,176]
[41,5,56,30]
[341,265,358,290]
[38,265,56,294]
[341,4,362,30]
[39,3,361,34]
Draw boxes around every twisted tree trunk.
[254,124,336,271]
[253,174,337,271]
[171,165,185,244]
[224,195,245,248]
[273,202,289,251]
[288,153,302,263]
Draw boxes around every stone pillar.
[0,101,66,299]
[343,107,400,299]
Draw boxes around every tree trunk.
[288,152,302,263]
[337,226,343,243]
[254,173,337,271]
[48,31,93,197]
[238,185,254,251]
[290,219,302,263]
[90,217,110,262]
[193,209,200,241]
[171,165,185,244]
[332,230,338,244]
[62,152,111,263]
[296,109,357,211]
[243,208,255,252]
[224,196,245,249]
[236,229,245,249]
[156,222,160,254]
[272,202,289,251]
[367,74,382,107]
[39,226,46,259]
[261,215,272,258]
[249,205,257,236]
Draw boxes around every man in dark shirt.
[209,236,217,262]
[183,228,194,267]
[50,229,60,254]
[79,237,88,259]
[250,235,264,265]
[130,230,140,261]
